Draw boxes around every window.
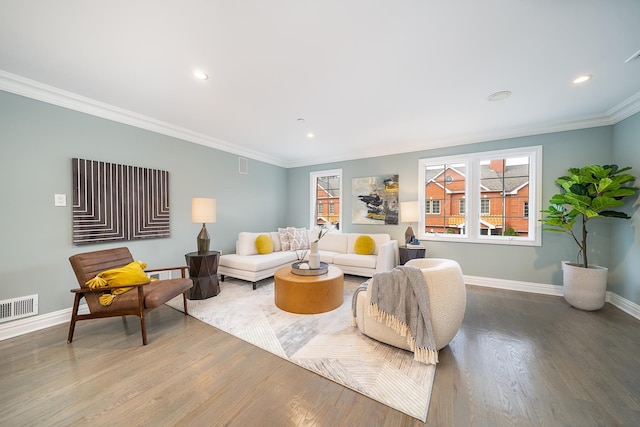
[420,159,469,236]
[418,146,541,246]
[310,169,342,230]
[425,199,441,214]
[480,198,490,214]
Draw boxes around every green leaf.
[599,210,631,219]
[549,194,569,205]
[591,196,624,212]
[604,188,637,198]
[596,177,613,193]
[569,183,588,196]
[542,227,571,233]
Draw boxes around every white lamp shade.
[192,198,216,223]
[400,201,419,223]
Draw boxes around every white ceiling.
[1,1,640,168]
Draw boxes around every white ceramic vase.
[562,261,608,311]
[309,241,320,269]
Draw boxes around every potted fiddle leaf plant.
[540,164,638,310]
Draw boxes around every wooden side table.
[399,246,426,265]
[185,251,220,299]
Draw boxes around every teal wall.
[611,112,640,304]
[0,90,288,315]
[2,87,639,317]
[287,127,618,290]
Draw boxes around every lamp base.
[197,224,210,254]
[405,225,415,245]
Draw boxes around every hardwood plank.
[1,286,640,426]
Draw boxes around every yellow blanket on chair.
[85,260,151,306]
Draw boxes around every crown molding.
[607,90,640,123]
[3,69,640,170]
[0,70,286,168]
[285,113,615,168]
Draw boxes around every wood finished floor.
[1,285,640,426]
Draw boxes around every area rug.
[166,274,435,421]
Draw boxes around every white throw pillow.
[237,232,264,256]
[278,228,290,251]
[287,227,309,250]
[270,231,282,252]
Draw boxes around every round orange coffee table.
[274,265,344,314]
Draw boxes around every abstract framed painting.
[351,174,399,225]
[72,158,170,244]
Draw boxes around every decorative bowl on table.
[291,261,329,276]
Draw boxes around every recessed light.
[193,70,209,80]
[307,133,314,139]
[487,91,512,102]
[573,74,592,84]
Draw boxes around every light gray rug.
[166,274,435,421]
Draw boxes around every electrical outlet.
[54,194,66,207]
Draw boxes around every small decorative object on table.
[308,227,328,269]
[291,261,329,276]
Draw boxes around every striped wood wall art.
[72,158,170,244]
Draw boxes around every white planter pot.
[562,261,608,311]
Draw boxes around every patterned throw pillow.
[287,227,309,251]
[278,228,291,251]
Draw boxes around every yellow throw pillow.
[85,260,150,306]
[354,235,375,255]
[255,234,274,254]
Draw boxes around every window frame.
[310,169,342,230]
[418,145,542,246]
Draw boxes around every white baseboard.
[464,275,564,296]
[607,292,640,319]
[465,275,640,320]
[0,304,88,342]
[2,278,639,342]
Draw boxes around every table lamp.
[400,201,419,245]
[192,198,216,254]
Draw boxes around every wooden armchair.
[68,247,193,345]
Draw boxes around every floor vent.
[0,294,38,323]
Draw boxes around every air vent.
[625,48,640,63]
[0,295,38,323]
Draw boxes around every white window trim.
[418,145,542,246]
[310,169,342,230]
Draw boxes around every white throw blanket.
[368,266,438,364]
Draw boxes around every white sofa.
[219,230,399,289]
